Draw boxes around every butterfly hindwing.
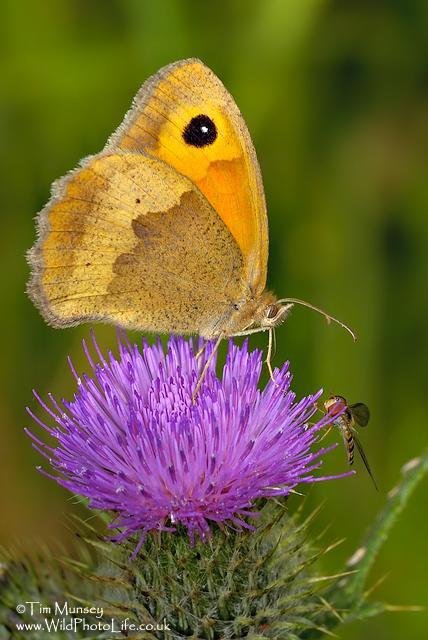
[28,152,244,336]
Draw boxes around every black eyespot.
[183,114,217,147]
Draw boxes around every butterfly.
[28,58,354,392]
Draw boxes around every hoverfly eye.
[267,304,279,319]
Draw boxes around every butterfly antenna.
[276,297,357,341]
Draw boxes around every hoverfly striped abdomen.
[344,428,355,465]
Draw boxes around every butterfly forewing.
[107,58,268,294]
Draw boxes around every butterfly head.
[224,292,293,337]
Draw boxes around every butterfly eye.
[266,304,279,319]
[183,114,217,147]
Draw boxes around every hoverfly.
[323,395,378,490]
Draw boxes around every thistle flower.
[26,334,349,553]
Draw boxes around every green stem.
[336,451,428,607]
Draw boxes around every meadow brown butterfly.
[28,58,354,390]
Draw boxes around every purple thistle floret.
[26,333,351,552]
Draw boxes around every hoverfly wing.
[353,432,378,490]
[350,402,370,427]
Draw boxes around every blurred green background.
[1,0,427,637]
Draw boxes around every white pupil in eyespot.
[201,125,209,133]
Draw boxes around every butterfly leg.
[194,339,207,360]
[231,327,269,337]
[192,334,223,403]
[229,326,279,385]
[265,328,279,386]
